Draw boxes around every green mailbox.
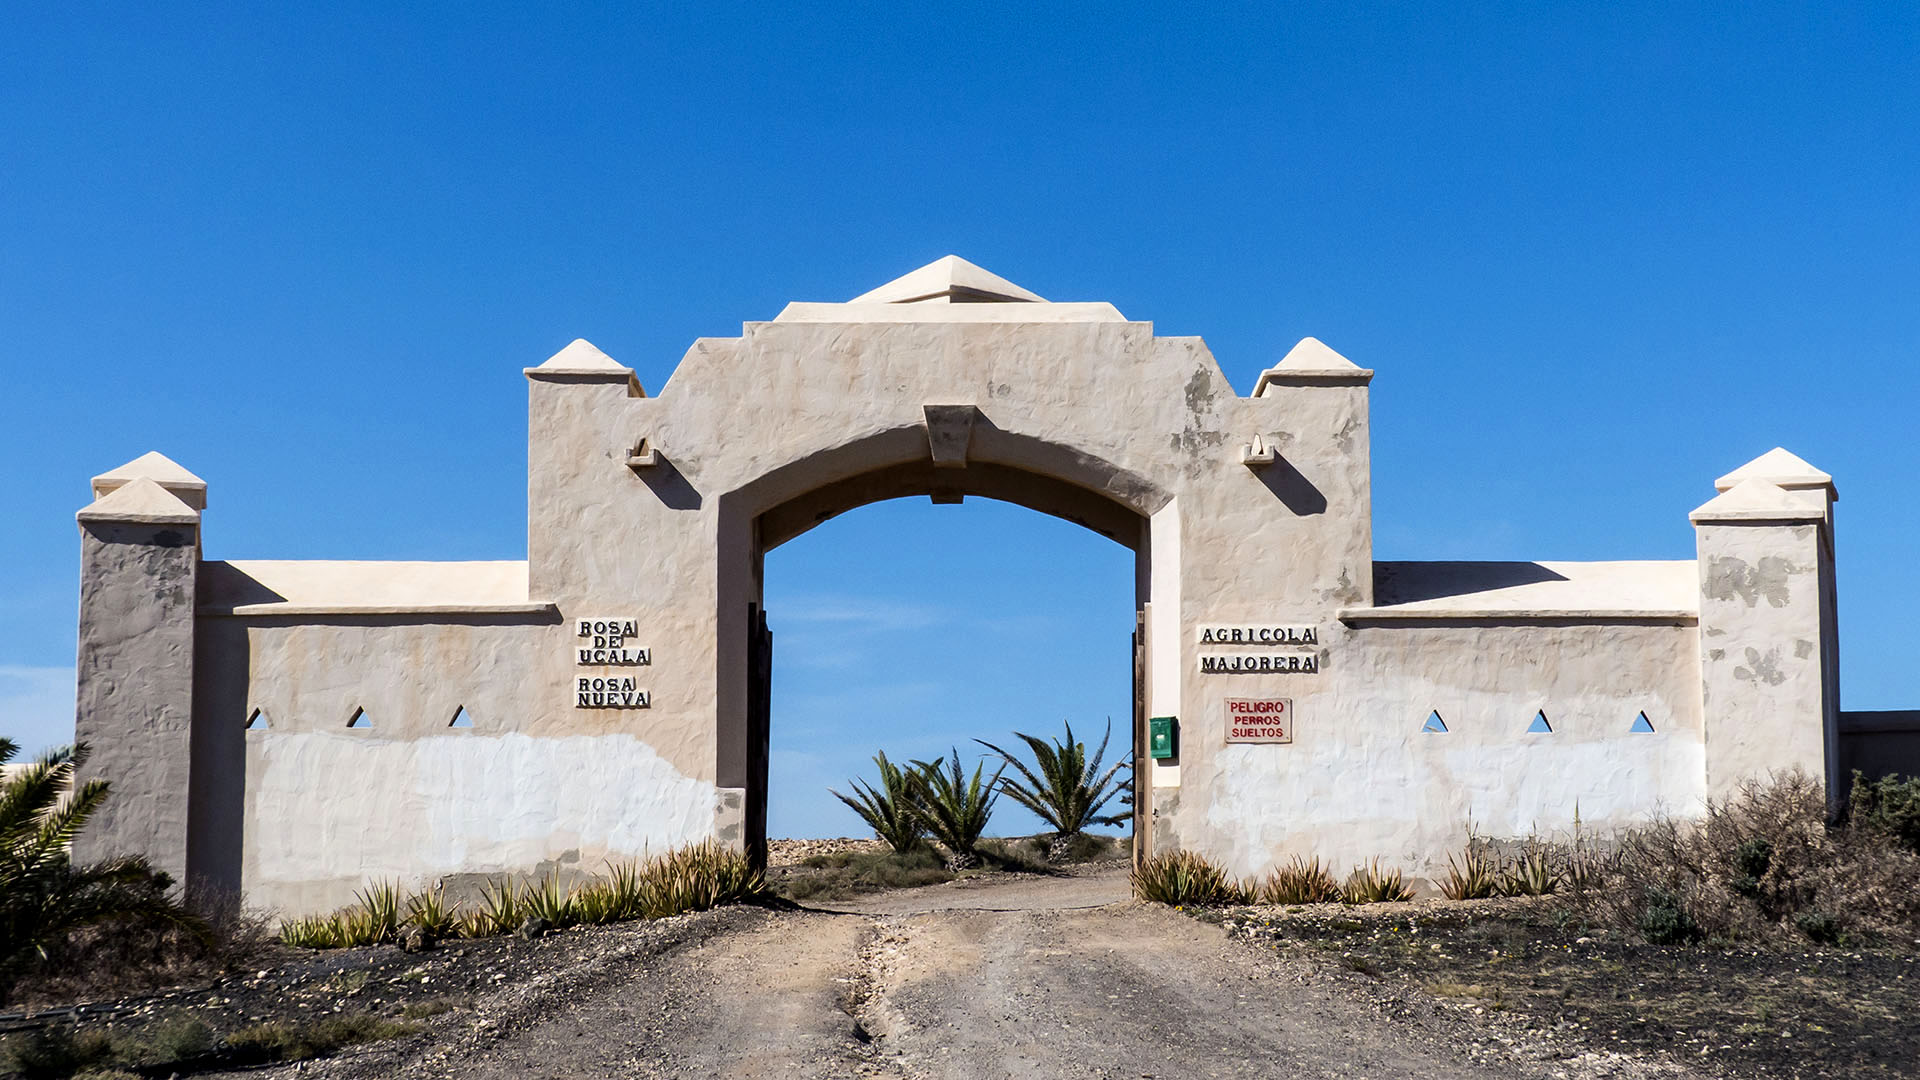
[1148,716,1178,760]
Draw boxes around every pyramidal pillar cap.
[91,451,207,510]
[1690,477,1826,524]
[524,338,645,396]
[850,255,1047,304]
[78,476,201,526]
[1713,447,1835,499]
[1252,337,1373,395]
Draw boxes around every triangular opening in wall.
[1527,711,1552,734]
[347,707,371,730]
[1631,712,1656,733]
[1423,711,1448,733]
[246,708,269,731]
[449,707,474,729]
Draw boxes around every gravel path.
[236,869,1693,1079]
[850,901,1517,1079]
[813,864,1131,915]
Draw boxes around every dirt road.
[249,869,1685,1080]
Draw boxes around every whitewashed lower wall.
[1164,621,1707,889]
[204,616,726,915]
[241,731,718,916]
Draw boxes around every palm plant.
[830,751,926,854]
[0,739,204,1002]
[906,750,1003,871]
[977,721,1130,862]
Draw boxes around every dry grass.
[224,1013,419,1064]
[281,841,768,950]
[780,846,953,900]
[7,886,274,1009]
[0,1014,219,1077]
[1583,770,1920,945]
[1426,980,1502,1002]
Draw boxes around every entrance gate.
[73,255,1842,916]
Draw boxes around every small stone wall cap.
[1252,337,1373,394]
[849,255,1047,304]
[1689,477,1825,524]
[526,338,645,394]
[91,450,207,510]
[535,338,626,372]
[1276,337,1364,373]
[1714,446,1834,495]
[78,476,201,526]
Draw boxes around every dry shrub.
[9,886,272,1008]
[1131,851,1251,906]
[1849,770,1920,854]
[1586,770,1920,945]
[782,846,951,900]
[1257,856,1342,904]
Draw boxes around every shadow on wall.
[1373,561,1571,605]
[1257,453,1327,516]
[1841,711,1920,783]
[196,563,289,607]
[637,454,703,511]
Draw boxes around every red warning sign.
[1225,698,1293,744]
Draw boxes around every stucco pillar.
[1246,337,1375,607]
[1690,449,1839,808]
[525,339,648,604]
[73,458,207,886]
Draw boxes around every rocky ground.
[1207,897,1920,1080]
[3,861,1914,1078]
[767,837,891,864]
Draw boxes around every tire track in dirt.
[848,902,1529,1080]
[448,908,874,1080]
[233,871,1701,1079]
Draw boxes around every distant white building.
[72,257,1893,915]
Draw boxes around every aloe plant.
[977,721,1129,861]
[830,751,927,854]
[906,750,1003,871]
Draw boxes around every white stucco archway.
[74,255,1846,914]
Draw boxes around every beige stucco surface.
[200,560,533,611]
[1368,560,1698,617]
[71,257,1845,913]
[1181,621,1707,883]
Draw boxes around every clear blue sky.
[3,4,1914,837]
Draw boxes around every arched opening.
[762,497,1141,862]
[716,430,1166,870]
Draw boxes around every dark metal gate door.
[1131,608,1147,869]
[746,603,773,870]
